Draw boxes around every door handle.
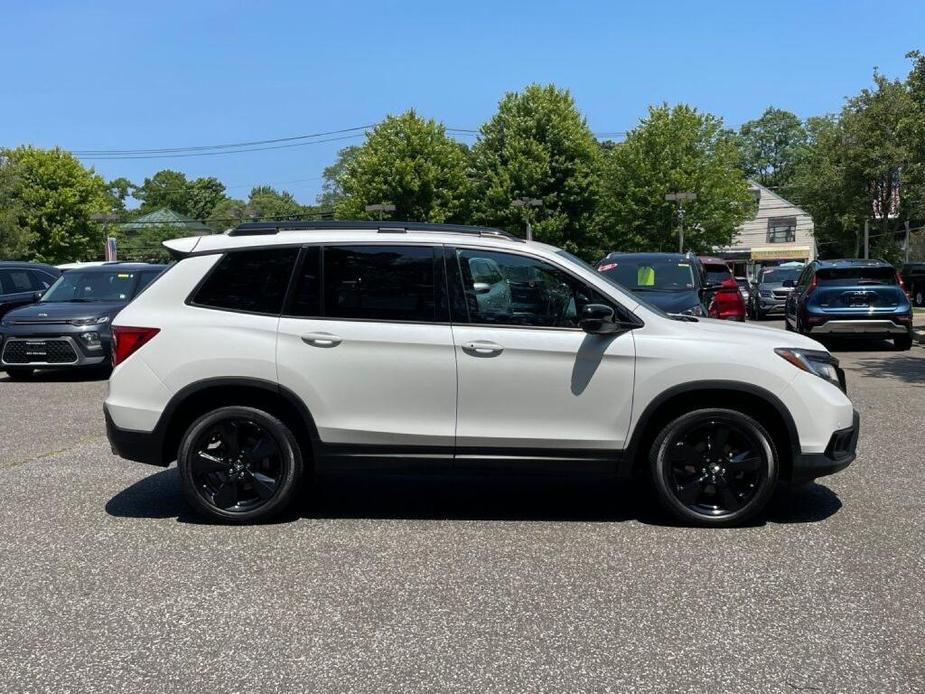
[462,340,504,356]
[301,332,342,348]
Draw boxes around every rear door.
[0,268,38,317]
[276,244,457,467]
[448,246,636,461]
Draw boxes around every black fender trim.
[623,380,801,477]
[106,377,321,466]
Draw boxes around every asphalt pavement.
[1,320,923,693]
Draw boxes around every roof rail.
[227,219,524,242]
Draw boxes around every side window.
[798,266,813,287]
[288,246,322,317]
[453,248,610,328]
[322,245,437,322]
[30,271,56,290]
[192,248,298,314]
[0,270,33,293]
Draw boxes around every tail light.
[112,326,160,366]
[896,271,911,299]
[806,273,818,295]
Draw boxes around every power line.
[80,133,368,160]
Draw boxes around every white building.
[714,181,815,277]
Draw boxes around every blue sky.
[2,0,923,209]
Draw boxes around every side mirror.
[782,279,795,288]
[32,290,45,302]
[580,303,621,334]
[472,282,491,295]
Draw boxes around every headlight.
[70,316,109,327]
[79,331,103,350]
[679,304,703,316]
[775,348,845,391]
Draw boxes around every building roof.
[119,208,212,235]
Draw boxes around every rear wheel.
[894,333,914,351]
[650,408,779,526]
[914,288,924,308]
[178,406,303,523]
[3,367,34,381]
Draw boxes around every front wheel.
[178,406,304,523]
[650,408,779,526]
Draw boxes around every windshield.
[42,270,142,302]
[598,258,696,292]
[759,267,801,284]
[556,250,670,318]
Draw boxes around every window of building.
[767,217,797,243]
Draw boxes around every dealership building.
[714,181,815,278]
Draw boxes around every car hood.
[631,289,701,314]
[685,316,825,351]
[2,300,125,323]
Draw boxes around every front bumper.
[105,405,168,466]
[1,326,111,368]
[791,410,859,483]
[757,299,787,313]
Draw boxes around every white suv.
[105,221,858,526]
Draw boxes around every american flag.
[104,236,117,261]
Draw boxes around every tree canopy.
[738,107,808,190]
[598,104,753,253]
[470,84,602,257]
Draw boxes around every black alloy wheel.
[651,408,778,526]
[178,406,303,522]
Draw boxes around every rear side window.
[322,245,437,322]
[192,249,298,314]
[0,270,33,293]
[817,266,897,286]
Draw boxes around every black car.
[900,262,925,307]
[0,261,60,319]
[597,252,710,316]
[0,263,166,379]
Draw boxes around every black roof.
[0,260,59,273]
[228,219,522,242]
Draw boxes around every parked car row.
[0,262,166,379]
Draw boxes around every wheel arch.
[625,381,799,482]
[157,377,319,466]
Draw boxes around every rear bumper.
[791,410,859,483]
[809,319,909,335]
[104,405,168,466]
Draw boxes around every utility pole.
[665,192,696,253]
[365,203,395,221]
[511,197,543,240]
[864,219,869,259]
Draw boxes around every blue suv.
[784,259,914,350]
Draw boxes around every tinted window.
[288,246,322,317]
[455,249,610,328]
[30,271,56,290]
[817,266,897,286]
[193,249,298,314]
[0,270,33,293]
[323,245,437,322]
[136,270,163,294]
[42,270,140,302]
[598,258,696,291]
[702,263,732,285]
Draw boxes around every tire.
[784,314,794,331]
[650,408,779,527]
[894,333,914,351]
[754,308,764,321]
[4,367,34,381]
[914,288,924,308]
[178,406,304,523]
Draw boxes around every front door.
[447,247,636,465]
[277,244,457,468]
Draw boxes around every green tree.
[334,111,470,223]
[737,107,808,190]
[134,169,191,214]
[207,197,249,232]
[598,104,752,253]
[105,177,135,214]
[0,146,108,263]
[317,145,359,211]
[470,84,601,257]
[247,185,303,219]
[187,176,227,221]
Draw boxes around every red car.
[699,256,746,321]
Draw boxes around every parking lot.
[1,320,923,694]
